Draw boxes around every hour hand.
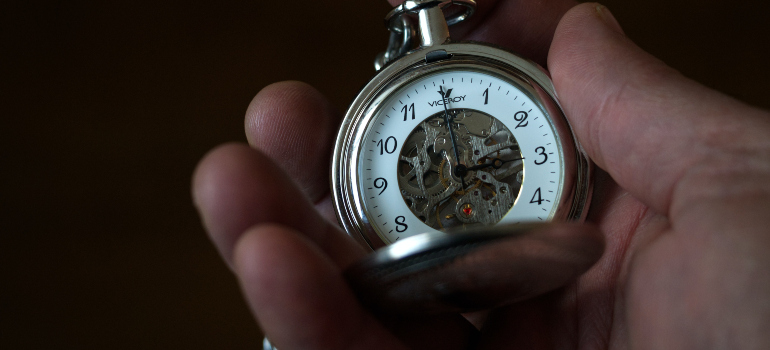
[466,157,524,171]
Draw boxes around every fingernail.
[595,4,625,35]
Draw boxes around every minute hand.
[439,86,466,189]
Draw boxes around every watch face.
[332,43,590,250]
[353,68,565,245]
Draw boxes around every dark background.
[2,0,768,348]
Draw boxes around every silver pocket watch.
[331,0,594,313]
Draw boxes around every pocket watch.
[262,6,597,348]
[332,0,591,253]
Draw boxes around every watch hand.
[439,86,466,190]
[466,157,525,171]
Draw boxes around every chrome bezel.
[331,42,592,251]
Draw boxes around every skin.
[192,1,770,349]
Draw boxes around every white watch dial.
[356,69,564,244]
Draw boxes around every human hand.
[192,1,770,348]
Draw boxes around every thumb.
[548,3,769,216]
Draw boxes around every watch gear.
[397,109,523,229]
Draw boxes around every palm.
[193,1,770,348]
